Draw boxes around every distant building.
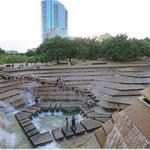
[41,0,68,40]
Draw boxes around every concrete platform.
[30,132,53,147]
[71,123,86,135]
[80,119,102,132]
[15,111,32,121]
[24,124,36,133]
[61,126,74,138]
[51,128,64,141]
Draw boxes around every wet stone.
[71,123,86,135]
[80,119,102,132]
[30,132,53,147]
[15,111,32,121]
[21,120,32,127]
[24,124,36,133]
[27,129,40,137]
[51,128,64,141]
[61,126,74,138]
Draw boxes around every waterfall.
[0,101,18,115]
[22,81,38,106]
[105,112,150,148]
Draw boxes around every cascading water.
[105,112,150,148]
[0,129,21,149]
[21,81,38,106]
[0,101,18,115]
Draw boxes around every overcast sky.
[0,0,150,52]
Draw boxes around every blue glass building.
[41,0,68,40]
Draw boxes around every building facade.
[41,0,68,40]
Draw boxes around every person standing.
[71,116,76,131]
[65,117,69,131]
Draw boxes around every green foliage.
[1,34,150,65]
[0,54,27,64]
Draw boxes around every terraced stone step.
[61,127,74,138]
[86,112,111,119]
[40,103,51,112]
[80,119,102,132]
[28,106,41,112]
[21,120,32,127]
[3,95,23,104]
[30,132,53,147]
[94,117,110,123]
[71,123,86,135]
[20,118,31,124]
[0,89,19,99]
[11,100,25,108]
[24,124,36,133]
[27,129,40,137]
[51,128,64,141]
[22,108,38,116]
[15,111,32,121]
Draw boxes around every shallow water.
[32,111,84,133]
[4,115,32,149]
[31,111,84,149]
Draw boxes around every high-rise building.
[41,0,68,40]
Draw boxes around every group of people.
[56,77,65,88]
[65,115,76,131]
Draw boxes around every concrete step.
[15,111,32,121]
[61,126,74,138]
[80,119,102,132]
[51,128,64,141]
[23,124,36,133]
[30,132,53,147]
[70,123,86,136]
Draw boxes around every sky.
[0,0,150,52]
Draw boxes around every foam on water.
[0,128,21,148]
[0,101,18,116]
